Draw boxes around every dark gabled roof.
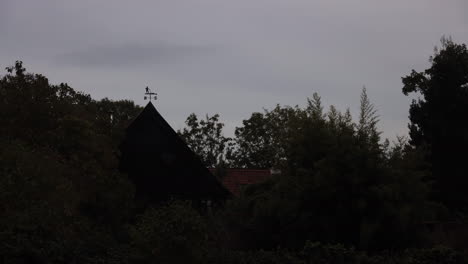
[120,102,230,201]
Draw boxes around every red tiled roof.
[208,169,271,196]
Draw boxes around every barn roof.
[119,102,230,202]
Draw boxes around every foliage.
[0,61,139,263]
[178,113,234,168]
[205,242,468,264]
[232,103,306,169]
[222,89,431,251]
[125,200,209,264]
[357,87,381,151]
[401,37,468,212]
[2,49,468,263]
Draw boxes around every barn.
[119,102,230,204]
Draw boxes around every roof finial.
[144,86,157,102]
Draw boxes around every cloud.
[1,0,467,140]
[54,42,218,68]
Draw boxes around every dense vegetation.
[1,39,467,263]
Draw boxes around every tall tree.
[357,87,382,158]
[306,92,325,120]
[401,38,468,212]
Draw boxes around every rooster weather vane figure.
[144,86,157,102]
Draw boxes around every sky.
[1,0,467,140]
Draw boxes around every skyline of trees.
[1,37,467,263]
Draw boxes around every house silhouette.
[119,102,230,204]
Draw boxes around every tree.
[178,113,233,168]
[233,111,274,169]
[357,87,380,145]
[95,98,143,144]
[233,104,306,169]
[401,38,468,212]
[307,92,325,120]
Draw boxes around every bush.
[126,200,209,264]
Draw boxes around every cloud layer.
[1,0,467,139]
[54,42,217,67]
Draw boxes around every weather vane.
[144,86,157,101]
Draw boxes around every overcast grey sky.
[1,0,467,139]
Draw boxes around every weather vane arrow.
[144,86,157,102]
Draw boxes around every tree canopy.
[402,38,468,212]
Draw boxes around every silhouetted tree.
[178,113,234,168]
[401,37,468,212]
[233,104,306,169]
